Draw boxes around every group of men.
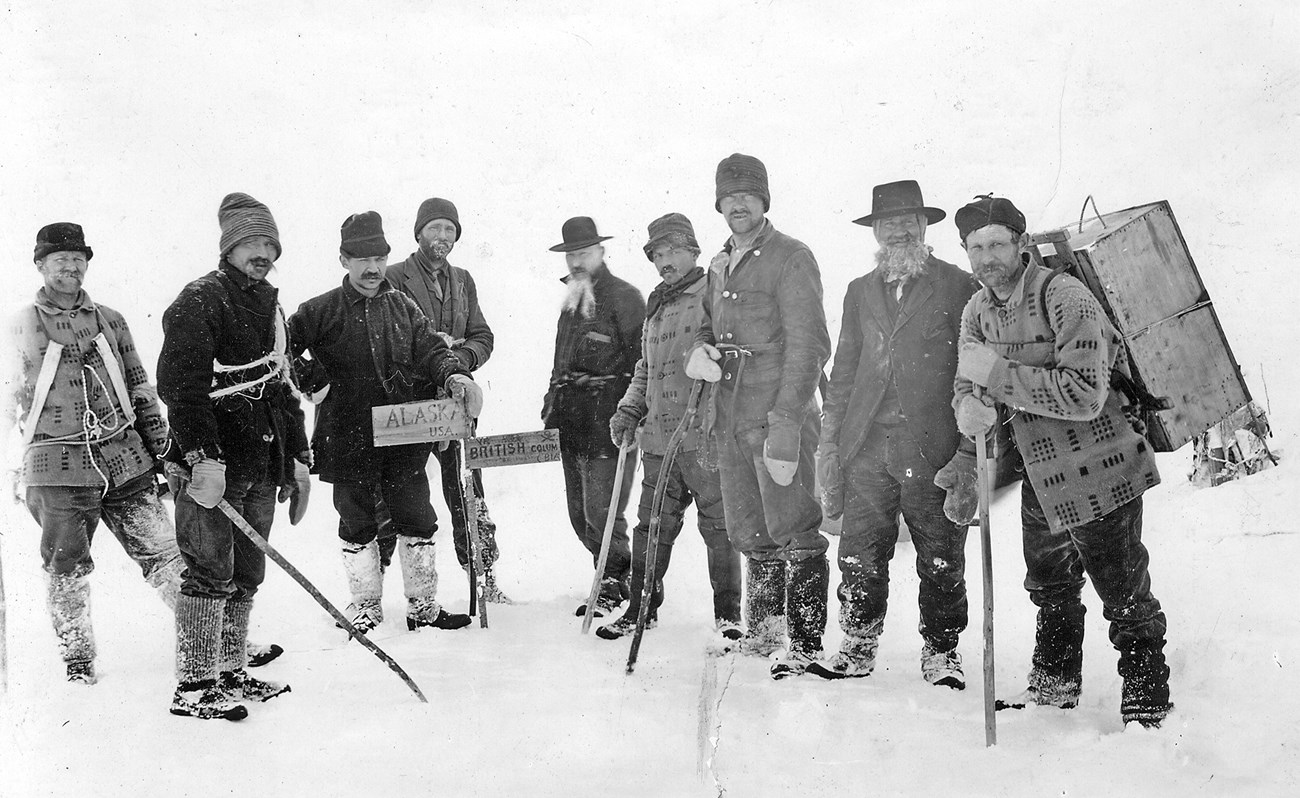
[5,151,1174,730]
[542,154,1172,728]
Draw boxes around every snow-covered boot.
[400,535,470,630]
[921,644,966,690]
[340,539,385,632]
[47,572,96,683]
[174,594,242,719]
[716,619,744,642]
[171,679,247,721]
[480,563,514,605]
[219,667,290,703]
[809,623,881,680]
[219,598,254,673]
[737,557,786,657]
[596,610,657,640]
[1027,600,1086,708]
[1119,638,1173,728]
[771,554,829,679]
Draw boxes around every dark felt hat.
[340,211,391,258]
[413,197,462,241]
[714,153,770,212]
[34,222,93,261]
[954,195,1027,242]
[549,216,612,252]
[851,180,946,226]
[643,212,699,260]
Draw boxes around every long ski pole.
[976,429,996,746]
[627,380,704,674]
[216,500,428,703]
[0,531,8,694]
[581,443,633,634]
[457,443,488,628]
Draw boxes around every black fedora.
[549,216,613,252]
[851,180,946,226]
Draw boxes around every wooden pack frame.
[1027,199,1251,452]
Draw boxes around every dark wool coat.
[157,262,308,486]
[543,264,646,458]
[955,260,1161,533]
[822,256,979,467]
[288,277,467,483]
[386,252,494,371]
[695,221,831,432]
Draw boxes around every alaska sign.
[372,398,472,447]
[465,430,561,468]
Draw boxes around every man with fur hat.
[810,181,979,687]
[4,222,182,685]
[386,197,509,603]
[542,217,645,618]
[684,154,832,679]
[289,211,482,636]
[598,213,742,641]
[157,193,309,720]
[952,194,1173,727]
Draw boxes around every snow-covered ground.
[4,1,1300,796]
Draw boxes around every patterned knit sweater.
[954,262,1160,532]
[7,289,167,488]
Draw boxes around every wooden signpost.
[464,430,561,469]
[372,398,473,447]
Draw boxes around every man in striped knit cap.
[158,193,309,720]
[953,194,1173,728]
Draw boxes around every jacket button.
[753,250,761,257]
[723,373,731,380]
[722,291,731,298]
[725,333,733,340]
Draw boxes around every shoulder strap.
[1037,266,1067,334]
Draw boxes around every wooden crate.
[1028,201,1250,452]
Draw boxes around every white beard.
[875,240,932,284]
[562,275,596,318]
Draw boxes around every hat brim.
[548,235,612,253]
[851,207,947,227]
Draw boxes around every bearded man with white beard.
[541,217,646,618]
[810,181,980,687]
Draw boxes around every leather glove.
[446,374,484,418]
[684,343,723,383]
[815,441,843,520]
[956,394,997,438]
[187,458,227,509]
[933,449,979,525]
[609,405,643,449]
[763,413,800,487]
[957,342,1001,388]
[278,459,312,525]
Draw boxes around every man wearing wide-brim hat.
[810,180,980,687]
[683,153,832,680]
[542,216,646,618]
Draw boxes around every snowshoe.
[921,644,966,690]
[247,642,284,668]
[220,668,291,703]
[770,644,819,681]
[407,608,472,631]
[171,679,248,721]
[65,660,96,685]
[596,613,656,640]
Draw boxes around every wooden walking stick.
[216,500,428,703]
[0,532,8,695]
[456,442,488,628]
[976,427,997,746]
[580,443,633,634]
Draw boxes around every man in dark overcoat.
[812,181,979,687]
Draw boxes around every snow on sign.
[371,398,472,447]
[464,430,561,468]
